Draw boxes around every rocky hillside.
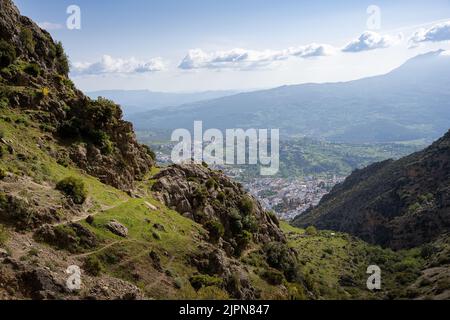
[0,0,154,191]
[0,0,448,300]
[0,0,305,300]
[293,130,450,250]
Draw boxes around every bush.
[20,27,35,53]
[265,242,298,282]
[0,97,9,109]
[193,186,208,204]
[55,42,70,75]
[239,196,254,216]
[229,208,243,234]
[235,230,252,256]
[205,220,224,243]
[88,130,114,154]
[242,215,258,233]
[261,269,284,285]
[56,177,87,204]
[189,274,223,291]
[83,256,103,276]
[305,226,318,236]
[0,168,7,180]
[24,63,41,77]
[0,40,16,68]
[217,192,225,203]
[205,178,216,190]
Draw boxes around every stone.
[153,223,165,232]
[106,220,128,238]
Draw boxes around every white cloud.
[410,21,450,46]
[342,31,402,52]
[178,43,336,70]
[72,55,166,75]
[38,22,63,30]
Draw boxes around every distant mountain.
[129,50,450,143]
[86,89,239,116]
[292,129,450,250]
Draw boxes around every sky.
[14,0,450,92]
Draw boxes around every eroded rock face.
[152,163,285,249]
[0,0,154,191]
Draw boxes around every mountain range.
[128,50,450,143]
[86,89,239,117]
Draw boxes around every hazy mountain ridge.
[129,50,450,143]
[87,89,239,116]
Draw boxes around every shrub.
[55,41,70,75]
[242,215,258,233]
[24,63,41,77]
[0,40,16,68]
[41,87,50,97]
[265,242,298,282]
[205,178,216,190]
[56,177,87,204]
[0,97,9,109]
[234,230,252,256]
[420,244,436,259]
[193,186,208,204]
[229,208,243,234]
[83,256,103,276]
[217,192,225,203]
[87,129,114,154]
[305,226,318,236]
[0,168,7,180]
[261,269,284,285]
[20,27,35,53]
[189,274,223,291]
[239,196,254,216]
[205,220,224,243]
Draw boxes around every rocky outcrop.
[152,163,285,254]
[106,220,128,238]
[293,130,450,249]
[0,0,154,190]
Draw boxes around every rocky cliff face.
[0,0,154,190]
[152,164,284,254]
[293,130,450,249]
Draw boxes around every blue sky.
[14,0,450,92]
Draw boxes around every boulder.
[106,220,128,238]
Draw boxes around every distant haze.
[128,50,450,144]
[86,90,239,116]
